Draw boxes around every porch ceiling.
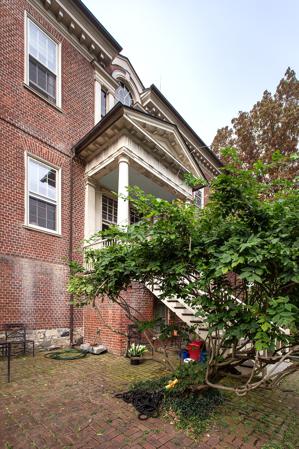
[99,167,176,201]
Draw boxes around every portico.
[75,102,204,243]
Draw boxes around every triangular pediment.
[124,110,202,178]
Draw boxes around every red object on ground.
[186,341,204,361]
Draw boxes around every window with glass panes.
[115,82,133,107]
[102,195,117,229]
[194,188,204,208]
[27,19,58,104]
[28,158,58,231]
[101,89,107,118]
[130,207,140,224]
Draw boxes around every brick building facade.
[0,0,221,353]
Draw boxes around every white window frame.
[24,153,62,235]
[194,188,204,209]
[101,194,118,229]
[24,12,62,108]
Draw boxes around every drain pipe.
[69,153,75,346]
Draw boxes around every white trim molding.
[24,11,62,108]
[24,152,62,235]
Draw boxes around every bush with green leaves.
[129,373,224,437]
[69,149,299,394]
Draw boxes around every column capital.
[118,155,130,165]
[85,176,97,188]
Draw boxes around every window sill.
[23,83,63,113]
[23,224,62,237]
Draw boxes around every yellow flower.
[165,378,178,390]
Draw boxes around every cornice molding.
[28,0,118,67]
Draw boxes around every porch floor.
[0,352,298,449]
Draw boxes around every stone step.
[165,299,179,303]
[174,306,186,309]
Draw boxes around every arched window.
[115,82,133,107]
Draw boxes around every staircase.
[85,239,208,338]
[146,283,208,339]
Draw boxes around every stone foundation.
[0,327,83,349]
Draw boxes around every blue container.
[179,349,189,360]
[200,350,207,363]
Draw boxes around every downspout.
[69,153,74,346]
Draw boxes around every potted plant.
[127,343,148,365]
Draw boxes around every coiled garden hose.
[44,349,87,360]
[115,389,164,420]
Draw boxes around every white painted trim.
[94,71,118,93]
[94,79,102,125]
[94,76,116,125]
[55,0,115,60]
[24,152,62,236]
[28,0,117,61]
[194,187,205,209]
[124,115,202,178]
[127,112,202,177]
[113,55,145,93]
[24,12,62,108]
[142,97,220,173]
[112,71,141,104]
[87,147,193,200]
[28,0,94,63]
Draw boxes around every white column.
[107,91,115,112]
[94,79,101,125]
[95,190,102,232]
[117,156,130,227]
[84,178,96,239]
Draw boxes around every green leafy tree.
[211,68,299,180]
[69,150,299,394]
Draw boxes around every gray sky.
[83,0,299,146]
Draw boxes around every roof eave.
[72,0,122,53]
[148,84,223,168]
[73,102,125,156]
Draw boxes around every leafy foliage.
[163,388,224,435]
[211,68,299,180]
[69,152,299,393]
[129,372,224,437]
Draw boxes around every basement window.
[26,17,61,107]
[26,156,61,234]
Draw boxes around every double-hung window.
[102,195,118,230]
[26,157,60,233]
[101,195,140,229]
[26,17,60,106]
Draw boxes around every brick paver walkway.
[0,353,298,449]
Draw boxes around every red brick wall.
[0,0,94,333]
[0,0,94,154]
[83,283,155,355]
